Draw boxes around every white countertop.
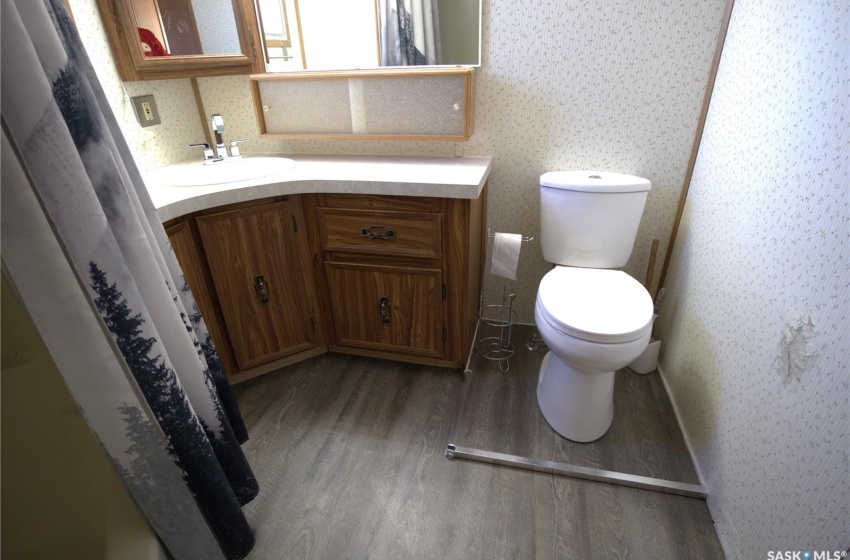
[144,153,493,222]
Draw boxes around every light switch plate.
[131,94,161,127]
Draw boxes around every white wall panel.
[656,0,850,554]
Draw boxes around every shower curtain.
[379,0,442,66]
[1,0,258,558]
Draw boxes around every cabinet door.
[165,220,236,375]
[197,202,316,370]
[325,262,442,358]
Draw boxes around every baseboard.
[229,345,328,384]
[656,364,734,558]
[655,364,707,487]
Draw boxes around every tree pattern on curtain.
[1,0,258,558]
[89,263,256,544]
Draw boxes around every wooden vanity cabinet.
[163,188,486,380]
[308,192,486,368]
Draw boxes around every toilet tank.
[540,171,651,268]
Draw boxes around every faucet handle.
[229,138,250,158]
[189,142,215,160]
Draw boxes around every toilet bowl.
[534,266,653,442]
[535,170,653,442]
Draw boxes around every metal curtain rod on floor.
[445,367,708,500]
[446,444,707,499]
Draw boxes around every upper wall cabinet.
[94,0,264,80]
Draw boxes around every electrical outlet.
[131,94,161,127]
[141,101,154,121]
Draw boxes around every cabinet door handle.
[379,296,391,324]
[361,226,395,240]
[254,275,270,305]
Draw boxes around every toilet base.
[537,351,615,442]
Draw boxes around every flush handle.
[379,296,391,324]
[361,226,395,240]
[254,275,270,305]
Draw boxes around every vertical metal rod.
[463,318,480,375]
[447,366,473,448]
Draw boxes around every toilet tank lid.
[540,171,651,193]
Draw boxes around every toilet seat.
[537,267,653,344]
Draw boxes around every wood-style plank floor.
[233,326,725,559]
[456,325,701,483]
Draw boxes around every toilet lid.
[537,267,653,343]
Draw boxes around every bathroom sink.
[150,156,296,187]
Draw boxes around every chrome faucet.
[211,114,226,159]
[188,114,250,164]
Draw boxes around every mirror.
[94,0,262,80]
[131,0,242,56]
[259,0,481,72]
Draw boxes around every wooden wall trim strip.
[292,0,308,69]
[465,72,476,139]
[190,77,213,147]
[249,67,475,81]
[257,132,470,142]
[656,0,736,298]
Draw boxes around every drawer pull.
[254,274,270,305]
[379,296,391,324]
[361,226,395,240]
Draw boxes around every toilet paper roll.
[491,232,523,281]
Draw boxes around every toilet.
[535,171,654,442]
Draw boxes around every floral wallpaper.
[655,0,849,555]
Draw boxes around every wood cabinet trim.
[320,193,440,212]
[323,261,442,275]
[442,197,472,363]
[196,198,291,218]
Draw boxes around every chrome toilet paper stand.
[471,230,533,373]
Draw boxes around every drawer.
[318,208,442,258]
